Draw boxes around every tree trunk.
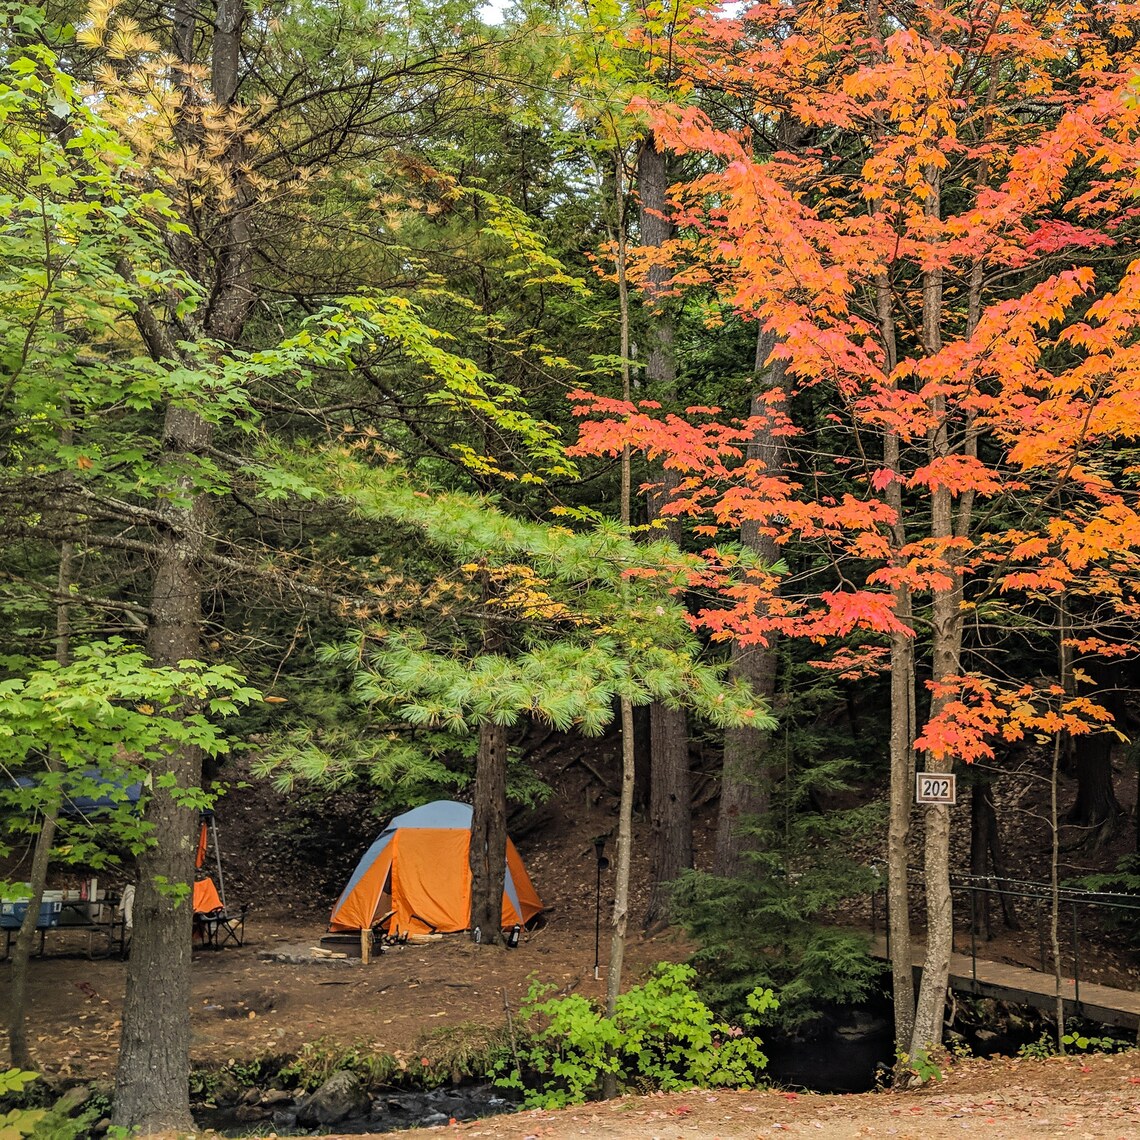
[715,638,774,877]
[632,703,651,810]
[469,718,508,945]
[971,779,998,939]
[887,625,917,1053]
[604,694,637,1102]
[909,507,962,1054]
[603,145,634,1099]
[970,777,1019,936]
[643,470,690,924]
[876,262,917,1054]
[113,409,211,1135]
[1067,735,1124,848]
[113,1,252,1125]
[910,674,954,1053]
[714,329,787,877]
[1050,733,1066,1048]
[969,779,993,939]
[910,155,963,1060]
[1062,649,1126,847]
[636,134,692,927]
[644,699,691,927]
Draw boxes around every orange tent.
[329,801,543,936]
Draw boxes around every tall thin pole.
[211,814,226,910]
[594,858,603,980]
[593,836,608,980]
[606,147,636,1022]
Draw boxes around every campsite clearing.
[0,788,682,1082]
[0,907,686,1079]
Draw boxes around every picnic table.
[0,896,127,961]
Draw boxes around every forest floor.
[1,736,1138,1136]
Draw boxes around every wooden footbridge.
[868,936,1140,1032]
[867,873,1140,1033]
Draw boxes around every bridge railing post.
[928,874,1139,1033]
[885,885,890,959]
[1072,898,1081,1010]
[969,885,977,984]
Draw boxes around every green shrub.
[1017,1028,1134,1059]
[896,1048,943,1084]
[1069,855,1140,940]
[0,1069,44,1139]
[1061,1031,1133,1054]
[669,665,884,1031]
[495,963,777,1108]
[1017,1032,1057,1060]
[672,867,882,1029]
[0,1071,122,1140]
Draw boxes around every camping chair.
[192,876,248,948]
[190,812,247,948]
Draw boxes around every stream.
[205,1083,518,1136]
[203,994,1127,1135]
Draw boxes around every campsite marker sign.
[915,773,956,805]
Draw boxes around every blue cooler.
[0,899,62,928]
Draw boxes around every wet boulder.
[295,1071,370,1125]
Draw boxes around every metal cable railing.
[869,868,1140,1008]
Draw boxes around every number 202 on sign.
[915,773,956,805]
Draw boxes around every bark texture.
[604,149,635,1099]
[969,776,1018,936]
[714,330,786,878]
[637,135,692,928]
[644,695,691,927]
[909,463,965,1053]
[910,155,967,1059]
[606,697,637,1018]
[469,719,508,945]
[887,625,916,1051]
[113,406,212,1134]
[1067,735,1124,847]
[877,267,917,1053]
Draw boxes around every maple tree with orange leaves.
[571,0,1140,1058]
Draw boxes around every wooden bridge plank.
[868,936,1140,1031]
